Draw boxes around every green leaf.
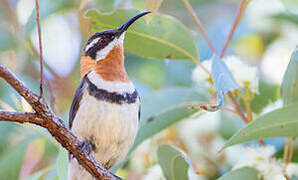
[86,9,198,60]
[157,144,191,180]
[224,103,298,148]
[250,81,280,114]
[135,106,197,148]
[219,111,244,139]
[56,147,68,180]
[282,49,298,106]
[217,167,259,180]
[141,87,207,124]
[172,156,190,180]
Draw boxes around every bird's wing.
[69,77,86,129]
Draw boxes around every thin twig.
[182,0,217,55]
[220,0,249,58]
[35,0,44,98]
[193,59,211,76]
[0,64,120,180]
[183,0,249,125]
[282,138,295,179]
[228,92,248,123]
[219,0,251,127]
[221,107,237,113]
[287,138,294,164]
[244,98,252,122]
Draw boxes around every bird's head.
[81,11,150,81]
[83,11,150,61]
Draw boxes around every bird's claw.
[79,141,93,155]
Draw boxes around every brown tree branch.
[0,111,42,125]
[0,63,121,180]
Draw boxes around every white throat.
[87,71,135,93]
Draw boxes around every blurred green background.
[0,0,297,179]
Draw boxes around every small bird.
[68,12,150,180]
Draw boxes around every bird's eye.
[99,38,108,45]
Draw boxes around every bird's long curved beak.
[117,11,151,33]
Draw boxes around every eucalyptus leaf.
[282,49,298,106]
[141,87,207,124]
[224,103,298,148]
[250,81,280,114]
[203,55,238,111]
[135,106,197,148]
[211,56,238,95]
[157,144,191,180]
[86,9,198,60]
[217,167,259,180]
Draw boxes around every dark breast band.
[84,76,139,105]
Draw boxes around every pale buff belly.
[68,93,139,180]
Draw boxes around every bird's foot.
[79,141,93,155]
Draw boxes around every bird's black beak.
[117,12,151,34]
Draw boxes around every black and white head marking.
[84,30,125,61]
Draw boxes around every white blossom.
[192,56,259,93]
[192,60,212,87]
[177,111,221,160]
[286,163,298,178]
[224,145,245,165]
[261,39,297,84]
[233,146,286,180]
[224,55,259,93]
[130,131,165,171]
[246,0,285,32]
[178,111,220,140]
